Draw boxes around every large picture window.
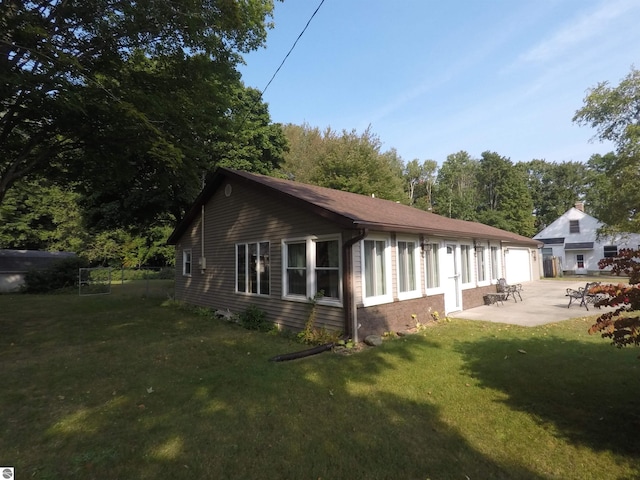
[397,239,419,298]
[363,237,391,304]
[284,237,341,302]
[236,242,270,295]
[425,243,440,289]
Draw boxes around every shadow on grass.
[0,294,545,480]
[455,334,640,457]
[34,345,545,480]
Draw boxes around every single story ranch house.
[168,168,541,341]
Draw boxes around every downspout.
[342,229,368,344]
[200,203,204,268]
[199,173,206,273]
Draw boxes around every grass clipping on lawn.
[1,293,639,479]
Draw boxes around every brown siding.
[174,180,348,333]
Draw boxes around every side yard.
[0,292,638,479]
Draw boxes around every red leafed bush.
[588,249,640,349]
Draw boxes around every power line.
[235,0,325,133]
[260,0,325,96]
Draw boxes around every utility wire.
[260,0,325,96]
[235,0,325,133]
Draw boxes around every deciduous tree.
[574,66,640,233]
[0,177,85,252]
[280,124,405,201]
[404,158,437,209]
[474,152,535,236]
[433,151,479,221]
[0,0,278,217]
[525,159,588,232]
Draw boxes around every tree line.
[1,3,639,268]
[0,121,629,266]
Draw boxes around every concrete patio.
[452,279,617,327]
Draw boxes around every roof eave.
[167,168,359,245]
[352,221,542,247]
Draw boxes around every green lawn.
[1,291,639,479]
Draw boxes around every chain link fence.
[112,267,175,298]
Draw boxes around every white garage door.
[505,248,531,284]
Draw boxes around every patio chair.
[566,282,601,310]
[496,278,523,302]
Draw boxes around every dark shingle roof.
[168,168,541,247]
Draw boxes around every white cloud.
[517,0,639,66]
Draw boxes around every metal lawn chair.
[497,278,523,302]
[566,282,601,310]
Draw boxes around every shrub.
[22,257,89,293]
[116,267,174,281]
[297,291,342,345]
[239,305,272,332]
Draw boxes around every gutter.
[342,229,368,344]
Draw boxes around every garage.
[504,247,532,284]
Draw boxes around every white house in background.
[533,202,640,275]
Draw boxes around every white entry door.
[444,244,462,314]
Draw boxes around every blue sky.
[239,0,640,165]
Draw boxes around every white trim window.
[314,238,341,300]
[182,249,192,276]
[569,220,580,234]
[362,236,392,306]
[425,242,441,290]
[283,236,342,304]
[396,238,420,299]
[490,246,500,281]
[236,242,270,295]
[284,241,307,297]
[460,244,472,284]
[476,245,487,283]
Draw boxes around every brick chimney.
[575,201,584,212]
